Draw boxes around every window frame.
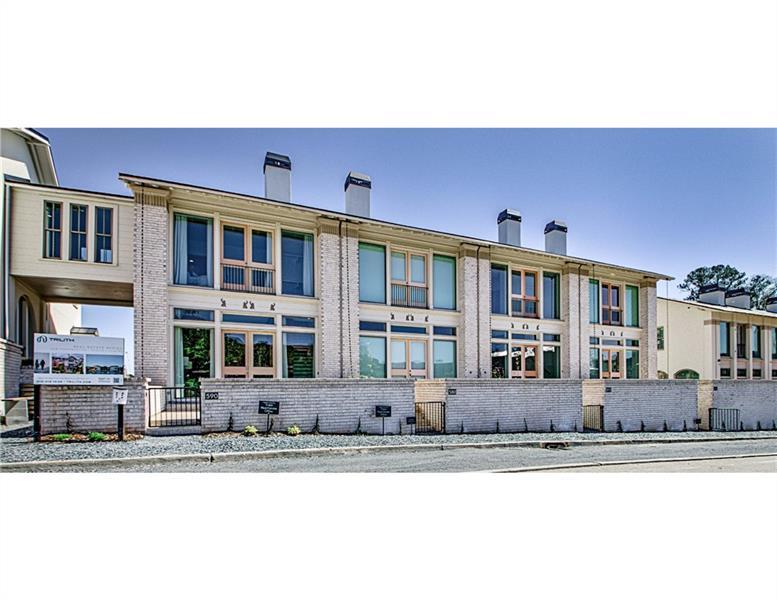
[601,282,622,326]
[432,253,457,310]
[94,205,114,264]
[359,241,387,304]
[280,229,315,297]
[69,203,88,262]
[510,269,539,319]
[43,200,63,259]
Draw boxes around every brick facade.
[561,267,589,378]
[458,245,491,378]
[200,378,415,435]
[0,338,22,398]
[39,377,148,435]
[712,380,777,430]
[639,283,658,379]
[603,380,698,432]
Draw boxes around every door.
[390,338,427,378]
[601,349,623,379]
[223,330,276,378]
[510,344,538,378]
[251,333,274,378]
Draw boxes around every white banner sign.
[112,387,129,405]
[33,333,125,386]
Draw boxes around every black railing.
[148,387,201,427]
[709,408,740,432]
[415,401,446,434]
[583,405,604,432]
[222,264,275,295]
[391,283,428,309]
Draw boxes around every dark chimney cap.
[725,288,749,298]
[263,152,291,173]
[766,296,777,305]
[699,284,724,294]
[344,171,371,192]
[544,220,568,234]
[497,209,521,224]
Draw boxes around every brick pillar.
[342,223,360,378]
[639,281,658,379]
[458,244,490,378]
[0,337,22,398]
[561,265,588,379]
[132,186,170,385]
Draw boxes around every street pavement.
[9,438,776,472]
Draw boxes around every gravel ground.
[2,428,777,464]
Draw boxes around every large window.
[625,285,639,327]
[542,272,560,319]
[359,336,387,378]
[433,339,456,378]
[752,325,762,358]
[772,328,777,359]
[589,347,600,379]
[626,349,640,379]
[719,322,730,356]
[359,243,386,303]
[174,327,214,388]
[736,324,747,357]
[391,250,427,308]
[222,331,274,378]
[589,279,600,324]
[69,204,87,261]
[542,345,561,378]
[601,283,621,325]
[43,201,62,258]
[282,332,315,378]
[511,269,538,318]
[281,231,314,297]
[221,224,274,292]
[95,207,113,263]
[173,214,213,287]
[491,264,508,315]
[432,255,456,310]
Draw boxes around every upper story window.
[391,250,427,308]
[69,204,88,261]
[432,255,456,310]
[657,326,665,350]
[625,285,639,327]
[221,224,274,294]
[173,213,214,287]
[752,325,762,359]
[359,242,386,304]
[95,207,113,264]
[281,230,314,297]
[542,272,560,319]
[772,327,777,359]
[511,269,538,318]
[43,201,62,259]
[589,279,600,324]
[719,322,730,356]
[491,264,508,315]
[601,282,622,326]
[736,324,747,357]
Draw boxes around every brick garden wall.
[199,379,416,435]
[39,377,148,435]
[0,338,22,398]
[602,380,698,432]
[422,379,583,433]
[712,380,777,430]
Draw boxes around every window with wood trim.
[510,269,539,318]
[390,250,428,308]
[221,223,274,294]
[601,283,622,325]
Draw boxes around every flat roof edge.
[8,180,132,200]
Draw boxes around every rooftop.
[659,296,777,320]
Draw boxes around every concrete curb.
[490,452,777,473]
[1,434,776,471]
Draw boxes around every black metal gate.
[148,387,201,427]
[583,405,604,432]
[709,408,740,432]
[415,402,446,434]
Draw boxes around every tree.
[678,265,747,300]
[747,274,777,310]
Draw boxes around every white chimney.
[263,152,291,202]
[766,296,777,314]
[344,172,371,218]
[497,209,521,246]
[698,284,725,306]
[544,220,568,255]
[725,288,751,310]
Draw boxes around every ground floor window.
[674,369,699,380]
[283,332,315,378]
[589,337,640,379]
[492,343,508,378]
[359,336,387,378]
[491,332,560,379]
[174,327,214,388]
[391,338,427,378]
[433,339,456,378]
[626,349,639,379]
[543,345,561,378]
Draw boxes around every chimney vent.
[698,284,725,306]
[724,288,751,310]
[344,172,371,218]
[263,151,291,202]
[544,220,568,255]
[765,296,777,314]
[497,209,521,247]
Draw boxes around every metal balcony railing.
[222,264,275,295]
[391,282,428,309]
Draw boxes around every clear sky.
[40,128,776,372]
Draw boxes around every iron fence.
[709,408,740,432]
[222,264,275,295]
[415,401,446,434]
[148,387,201,427]
[583,405,604,432]
[391,283,428,309]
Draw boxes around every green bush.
[243,425,258,437]
[87,431,107,442]
[52,433,72,442]
[286,424,301,436]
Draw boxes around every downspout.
[1,181,10,339]
[578,264,584,378]
[338,220,344,378]
[476,246,481,377]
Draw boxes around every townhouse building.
[657,288,777,381]
[1,147,670,396]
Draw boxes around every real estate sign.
[33,333,125,386]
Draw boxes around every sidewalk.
[2,428,776,467]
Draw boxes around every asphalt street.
[11,438,776,472]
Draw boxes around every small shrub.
[286,424,301,436]
[88,431,107,442]
[243,425,258,437]
[52,433,72,442]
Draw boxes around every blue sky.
[40,128,776,372]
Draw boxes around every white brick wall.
[603,380,697,432]
[712,380,777,430]
[39,377,148,435]
[0,338,22,398]
[639,283,658,379]
[200,378,416,435]
[426,379,583,433]
[458,245,490,378]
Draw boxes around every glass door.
[601,349,623,379]
[223,331,248,378]
[223,331,276,378]
[390,338,427,378]
[510,344,538,378]
[251,333,274,378]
